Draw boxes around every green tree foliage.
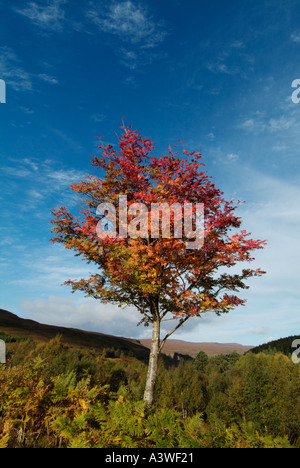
[206,352,300,445]
[155,361,208,417]
[0,337,298,448]
[251,335,300,357]
[193,350,209,373]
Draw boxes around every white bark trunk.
[143,318,160,406]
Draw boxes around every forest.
[0,334,299,448]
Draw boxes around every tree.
[51,124,266,406]
[194,351,209,373]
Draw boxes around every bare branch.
[159,316,190,353]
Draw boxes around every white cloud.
[1,156,84,187]
[240,118,257,132]
[49,127,84,152]
[20,107,35,114]
[0,46,33,91]
[11,249,95,287]
[86,1,167,69]
[226,153,239,163]
[123,75,139,87]
[207,61,238,75]
[21,295,142,337]
[291,31,300,43]
[0,156,86,222]
[239,109,299,136]
[206,41,253,77]
[0,48,59,93]
[230,40,246,49]
[38,73,59,84]
[47,168,83,186]
[88,1,167,47]
[118,47,139,70]
[91,113,106,123]
[268,116,296,131]
[237,171,300,319]
[248,326,271,336]
[15,0,66,31]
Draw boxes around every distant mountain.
[0,308,149,361]
[250,335,300,356]
[140,339,253,358]
[0,308,253,361]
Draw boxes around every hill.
[0,308,149,361]
[250,335,300,356]
[140,339,253,358]
[0,308,253,360]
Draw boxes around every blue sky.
[0,0,300,346]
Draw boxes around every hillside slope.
[141,339,253,358]
[0,308,149,361]
[1,308,253,360]
[251,335,300,356]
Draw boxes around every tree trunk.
[143,318,160,406]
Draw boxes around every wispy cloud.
[91,113,106,123]
[49,127,83,152]
[239,109,298,135]
[14,1,167,70]
[87,1,168,69]
[38,73,59,84]
[117,47,139,70]
[87,1,167,47]
[291,31,300,43]
[226,153,239,163]
[21,294,141,336]
[0,156,85,210]
[0,47,60,93]
[0,46,33,91]
[207,41,253,77]
[15,0,66,32]
[20,106,35,114]
[207,61,239,76]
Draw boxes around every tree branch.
[159,316,190,353]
